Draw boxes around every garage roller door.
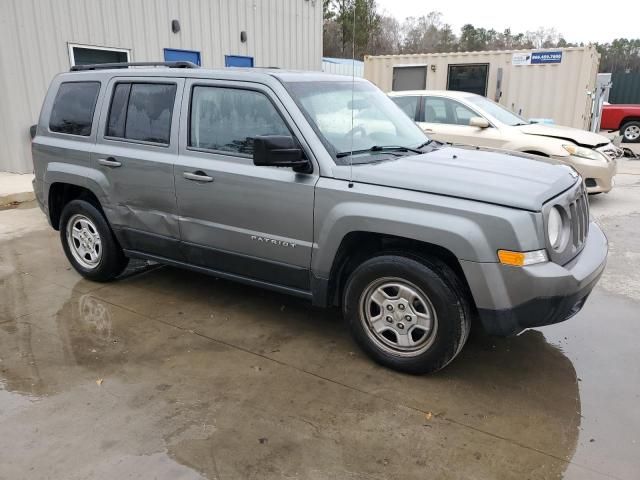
[392,66,427,91]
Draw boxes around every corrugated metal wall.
[609,72,640,104]
[364,47,599,130]
[0,0,322,173]
[322,61,364,77]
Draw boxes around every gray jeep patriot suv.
[32,62,608,373]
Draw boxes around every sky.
[375,0,639,44]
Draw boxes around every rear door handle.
[98,157,122,167]
[183,171,214,182]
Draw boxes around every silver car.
[32,62,608,373]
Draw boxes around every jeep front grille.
[568,188,589,249]
[543,181,590,266]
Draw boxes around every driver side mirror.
[253,136,311,173]
[469,117,490,128]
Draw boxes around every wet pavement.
[1,161,639,479]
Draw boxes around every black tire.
[620,121,640,143]
[343,254,471,374]
[59,199,129,282]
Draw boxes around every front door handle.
[98,157,122,168]
[183,171,214,182]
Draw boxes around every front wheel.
[621,121,640,143]
[343,255,471,374]
[60,199,129,282]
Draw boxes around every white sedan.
[389,90,620,194]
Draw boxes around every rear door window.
[49,82,100,136]
[391,96,420,121]
[106,82,177,145]
[423,97,478,125]
[188,86,290,156]
[423,97,449,123]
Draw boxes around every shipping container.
[364,46,599,130]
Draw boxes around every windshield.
[284,80,429,164]
[466,95,529,126]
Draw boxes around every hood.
[333,146,578,211]
[516,123,610,148]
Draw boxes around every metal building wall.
[364,47,599,130]
[0,0,323,173]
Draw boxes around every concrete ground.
[1,161,639,480]
[0,172,35,206]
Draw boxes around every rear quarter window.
[49,82,100,136]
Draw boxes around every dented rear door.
[93,76,185,259]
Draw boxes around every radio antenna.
[348,0,356,188]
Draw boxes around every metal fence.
[322,58,364,77]
[610,72,640,104]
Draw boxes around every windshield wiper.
[336,145,424,158]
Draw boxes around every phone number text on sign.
[531,51,562,64]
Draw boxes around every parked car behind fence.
[601,104,640,143]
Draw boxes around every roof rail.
[70,61,199,72]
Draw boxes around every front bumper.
[461,222,608,336]
[568,155,617,194]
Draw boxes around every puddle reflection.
[0,267,584,479]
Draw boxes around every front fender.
[505,136,568,157]
[311,179,543,279]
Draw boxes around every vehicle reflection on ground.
[0,257,582,479]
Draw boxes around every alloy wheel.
[359,277,438,357]
[66,214,102,270]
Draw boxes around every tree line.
[323,0,640,73]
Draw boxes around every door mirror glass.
[253,136,310,172]
[469,116,490,128]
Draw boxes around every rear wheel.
[621,121,640,143]
[343,254,471,374]
[60,199,128,282]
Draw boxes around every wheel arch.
[43,164,112,230]
[620,116,640,127]
[315,231,476,312]
[48,182,105,230]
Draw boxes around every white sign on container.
[512,53,532,66]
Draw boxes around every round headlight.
[547,206,563,249]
